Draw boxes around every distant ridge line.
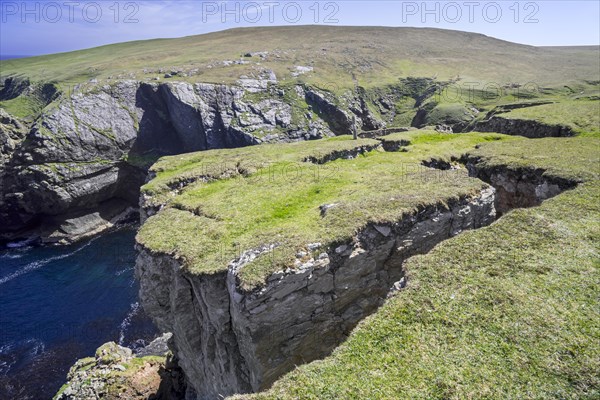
[0,55,32,60]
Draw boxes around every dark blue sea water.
[0,227,157,400]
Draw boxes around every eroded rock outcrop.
[54,334,185,400]
[304,87,356,134]
[133,132,587,399]
[2,72,466,244]
[0,108,27,166]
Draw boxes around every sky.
[1,0,599,57]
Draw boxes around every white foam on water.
[25,338,45,357]
[1,253,23,260]
[0,236,100,286]
[0,343,17,376]
[0,338,46,376]
[118,302,141,346]
[115,267,133,276]
[6,238,35,249]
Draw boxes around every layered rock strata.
[136,187,497,399]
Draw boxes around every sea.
[0,227,158,399]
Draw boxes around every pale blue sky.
[1,1,599,56]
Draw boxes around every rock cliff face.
[134,140,583,399]
[462,156,578,214]
[0,79,387,244]
[135,188,497,399]
[472,116,574,138]
[0,108,27,166]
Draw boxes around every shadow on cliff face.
[132,83,186,157]
[0,77,32,101]
[158,84,208,152]
[0,80,267,244]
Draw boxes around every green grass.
[382,130,513,164]
[122,152,162,169]
[413,80,600,133]
[497,99,600,136]
[422,103,475,126]
[141,137,380,198]
[137,131,517,289]
[5,24,593,400]
[2,27,597,143]
[136,132,600,398]
[0,96,43,119]
[467,136,600,183]
[53,354,166,400]
[1,26,598,92]
[234,137,600,400]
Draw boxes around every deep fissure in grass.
[421,155,580,216]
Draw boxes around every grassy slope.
[236,137,600,400]
[2,26,598,128]
[138,131,600,398]
[1,26,599,90]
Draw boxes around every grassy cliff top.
[235,136,600,399]
[138,131,599,290]
[138,130,600,288]
[137,130,520,288]
[468,135,600,182]
[2,26,599,90]
[495,99,600,136]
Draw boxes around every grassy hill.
[1,26,599,90]
[2,26,599,132]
